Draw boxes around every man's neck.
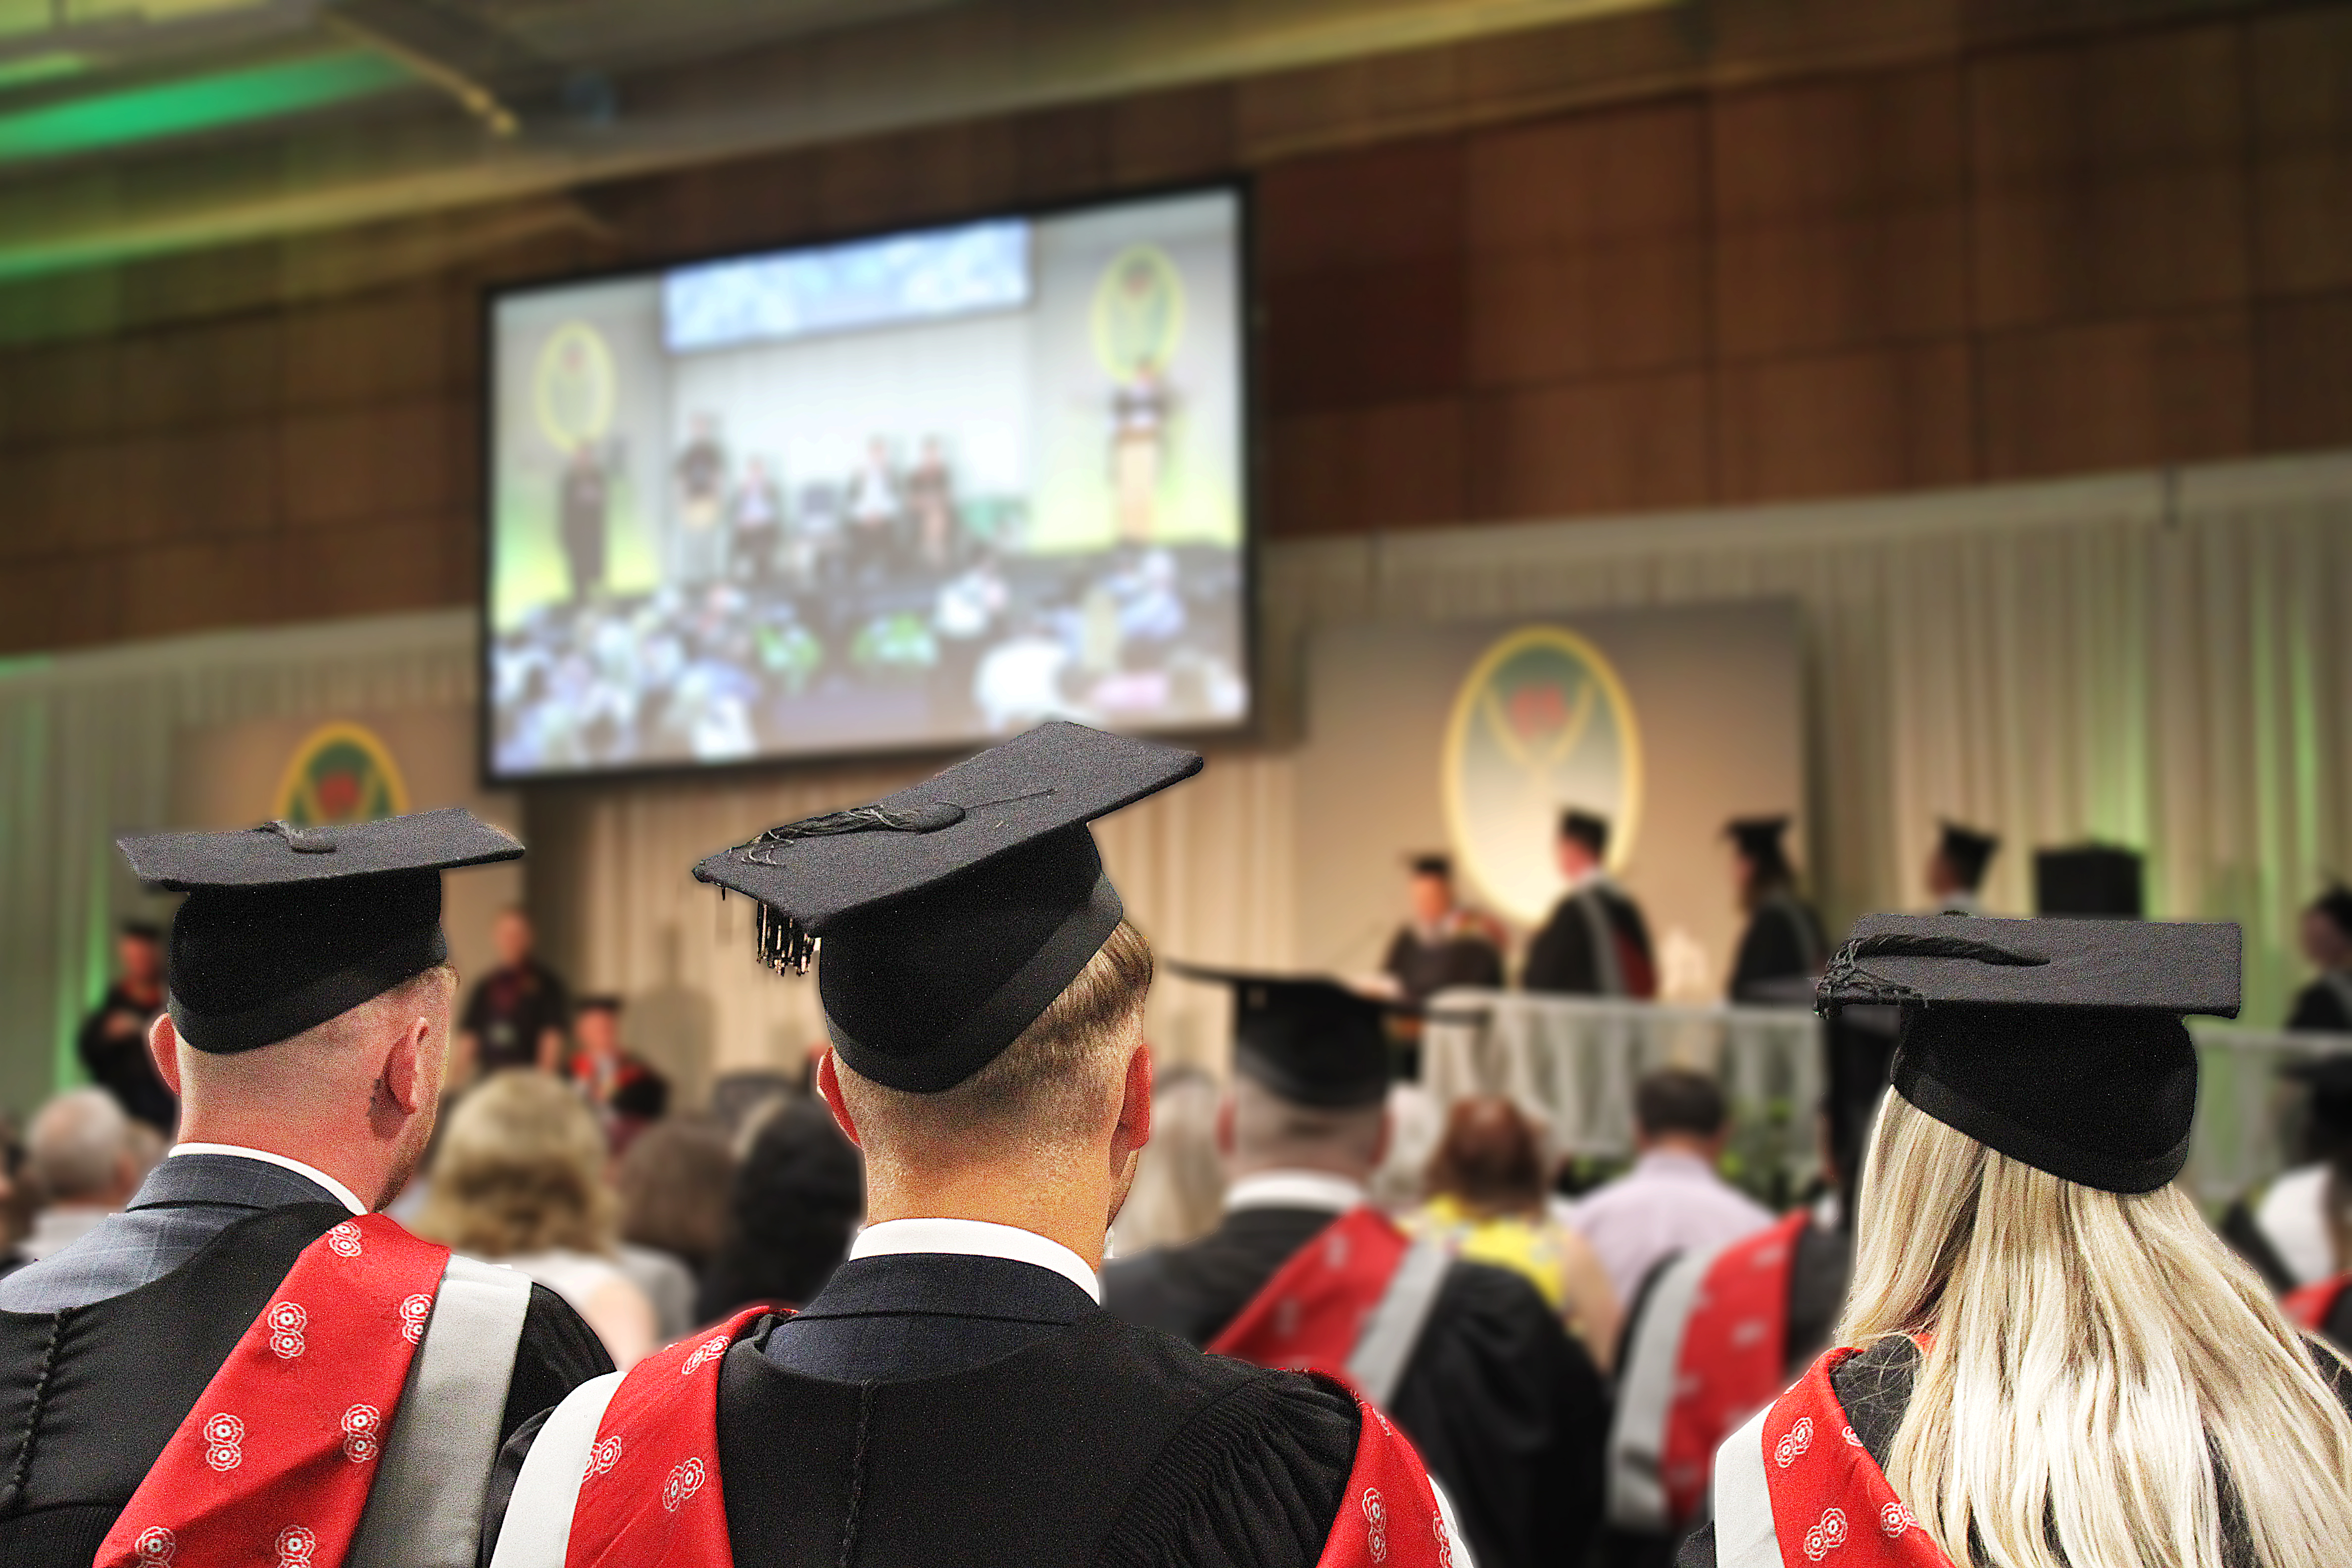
[173,1120,386,1212]
[865,1167,1114,1271]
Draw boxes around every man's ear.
[148,1013,184,1098]
[816,1051,862,1148]
[379,1013,431,1118]
[1112,1042,1153,1163]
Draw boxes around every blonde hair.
[414,1069,617,1258]
[1842,1093,2352,1568]
[837,919,1152,1162]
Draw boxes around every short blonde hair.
[838,919,1152,1157]
[414,1070,616,1258]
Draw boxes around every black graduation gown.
[1106,1206,1609,1568]
[2288,972,2352,1033]
[1727,896,1825,1004]
[1382,927,1505,1004]
[1524,884,1655,997]
[481,1251,1361,1568]
[0,1157,608,1566]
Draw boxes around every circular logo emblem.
[533,320,617,453]
[271,722,409,827]
[1441,626,1642,925]
[1091,245,1184,378]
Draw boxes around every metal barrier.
[1421,989,2352,1210]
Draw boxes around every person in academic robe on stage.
[1382,854,1506,1005]
[1106,971,1609,1568]
[1524,809,1657,998]
[1679,913,2352,1568]
[1602,1099,1866,1564]
[2287,883,2352,1033]
[486,724,1468,1568]
[1724,818,1825,1005]
[1922,822,1997,916]
[0,810,610,1568]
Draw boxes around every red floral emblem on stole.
[268,1303,306,1360]
[1753,1348,1962,1568]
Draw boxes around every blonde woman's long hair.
[414,1069,618,1259]
[1840,1093,2352,1568]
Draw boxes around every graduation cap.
[1172,964,1398,1108]
[693,722,1202,1094]
[1560,811,1609,856]
[1727,816,1793,870]
[2035,844,2143,919]
[1936,821,1999,891]
[1408,852,1452,879]
[117,809,524,1056]
[1816,913,2239,1193]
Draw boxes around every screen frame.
[475,175,1260,790]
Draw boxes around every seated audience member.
[1107,1062,1225,1257]
[459,906,571,1078]
[75,920,176,1134]
[1415,1094,1622,1371]
[615,1115,735,1339]
[1108,971,1609,1568]
[563,995,669,1148]
[416,1069,659,1370]
[2222,1054,2352,1293]
[1568,1069,1774,1306]
[1382,854,1505,1005]
[2288,884,2352,1032]
[21,1088,145,1261]
[698,1095,864,1321]
[1680,915,2352,1568]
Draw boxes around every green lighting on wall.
[0,51,89,93]
[0,49,410,162]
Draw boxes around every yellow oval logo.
[1441,626,1643,925]
[272,722,410,827]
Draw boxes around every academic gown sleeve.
[1523,902,1597,994]
[1095,1372,1360,1568]
[1388,1260,1609,1568]
[1730,904,1814,1001]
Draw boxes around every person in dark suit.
[0,811,609,1568]
[1107,972,1610,1568]
[487,724,1467,1568]
[1724,817,1825,1005]
[2288,885,2352,1033]
[74,920,176,1135]
[1381,853,1506,1005]
[1523,810,1657,998]
[1925,821,1998,915]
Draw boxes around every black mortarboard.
[1561,811,1609,856]
[2312,882,2352,942]
[1937,822,1999,890]
[1816,913,2239,1192]
[1727,816,1792,865]
[576,994,624,1014]
[2035,844,2143,919]
[1173,964,1395,1108]
[693,722,1202,1094]
[1409,853,1452,878]
[120,920,163,942]
[118,809,524,1055]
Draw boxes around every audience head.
[704,1097,864,1317]
[824,919,1152,1194]
[2303,884,2352,970]
[1424,1095,1547,1219]
[1558,811,1609,880]
[414,1069,617,1259]
[29,1088,138,1209]
[1407,855,1454,926]
[616,1116,734,1272]
[116,921,163,991]
[1633,1068,1727,1155]
[492,906,537,970]
[1223,1073,1388,1181]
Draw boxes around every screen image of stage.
[485,187,1247,779]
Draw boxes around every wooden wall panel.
[7,1,2352,656]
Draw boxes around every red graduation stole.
[567,1301,1456,1568]
[1206,1206,1407,1371]
[96,1213,450,1568]
[1662,1210,1809,1521]
[2284,1272,2351,1335]
[1743,1349,1956,1568]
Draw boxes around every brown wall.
[5,0,2351,655]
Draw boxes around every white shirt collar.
[169,1142,367,1216]
[849,1217,1101,1304]
[1223,1169,1367,1215]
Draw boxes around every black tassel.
[756,904,819,975]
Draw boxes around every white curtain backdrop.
[4,452,2347,1112]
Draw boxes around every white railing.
[1420,989,2352,1209]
